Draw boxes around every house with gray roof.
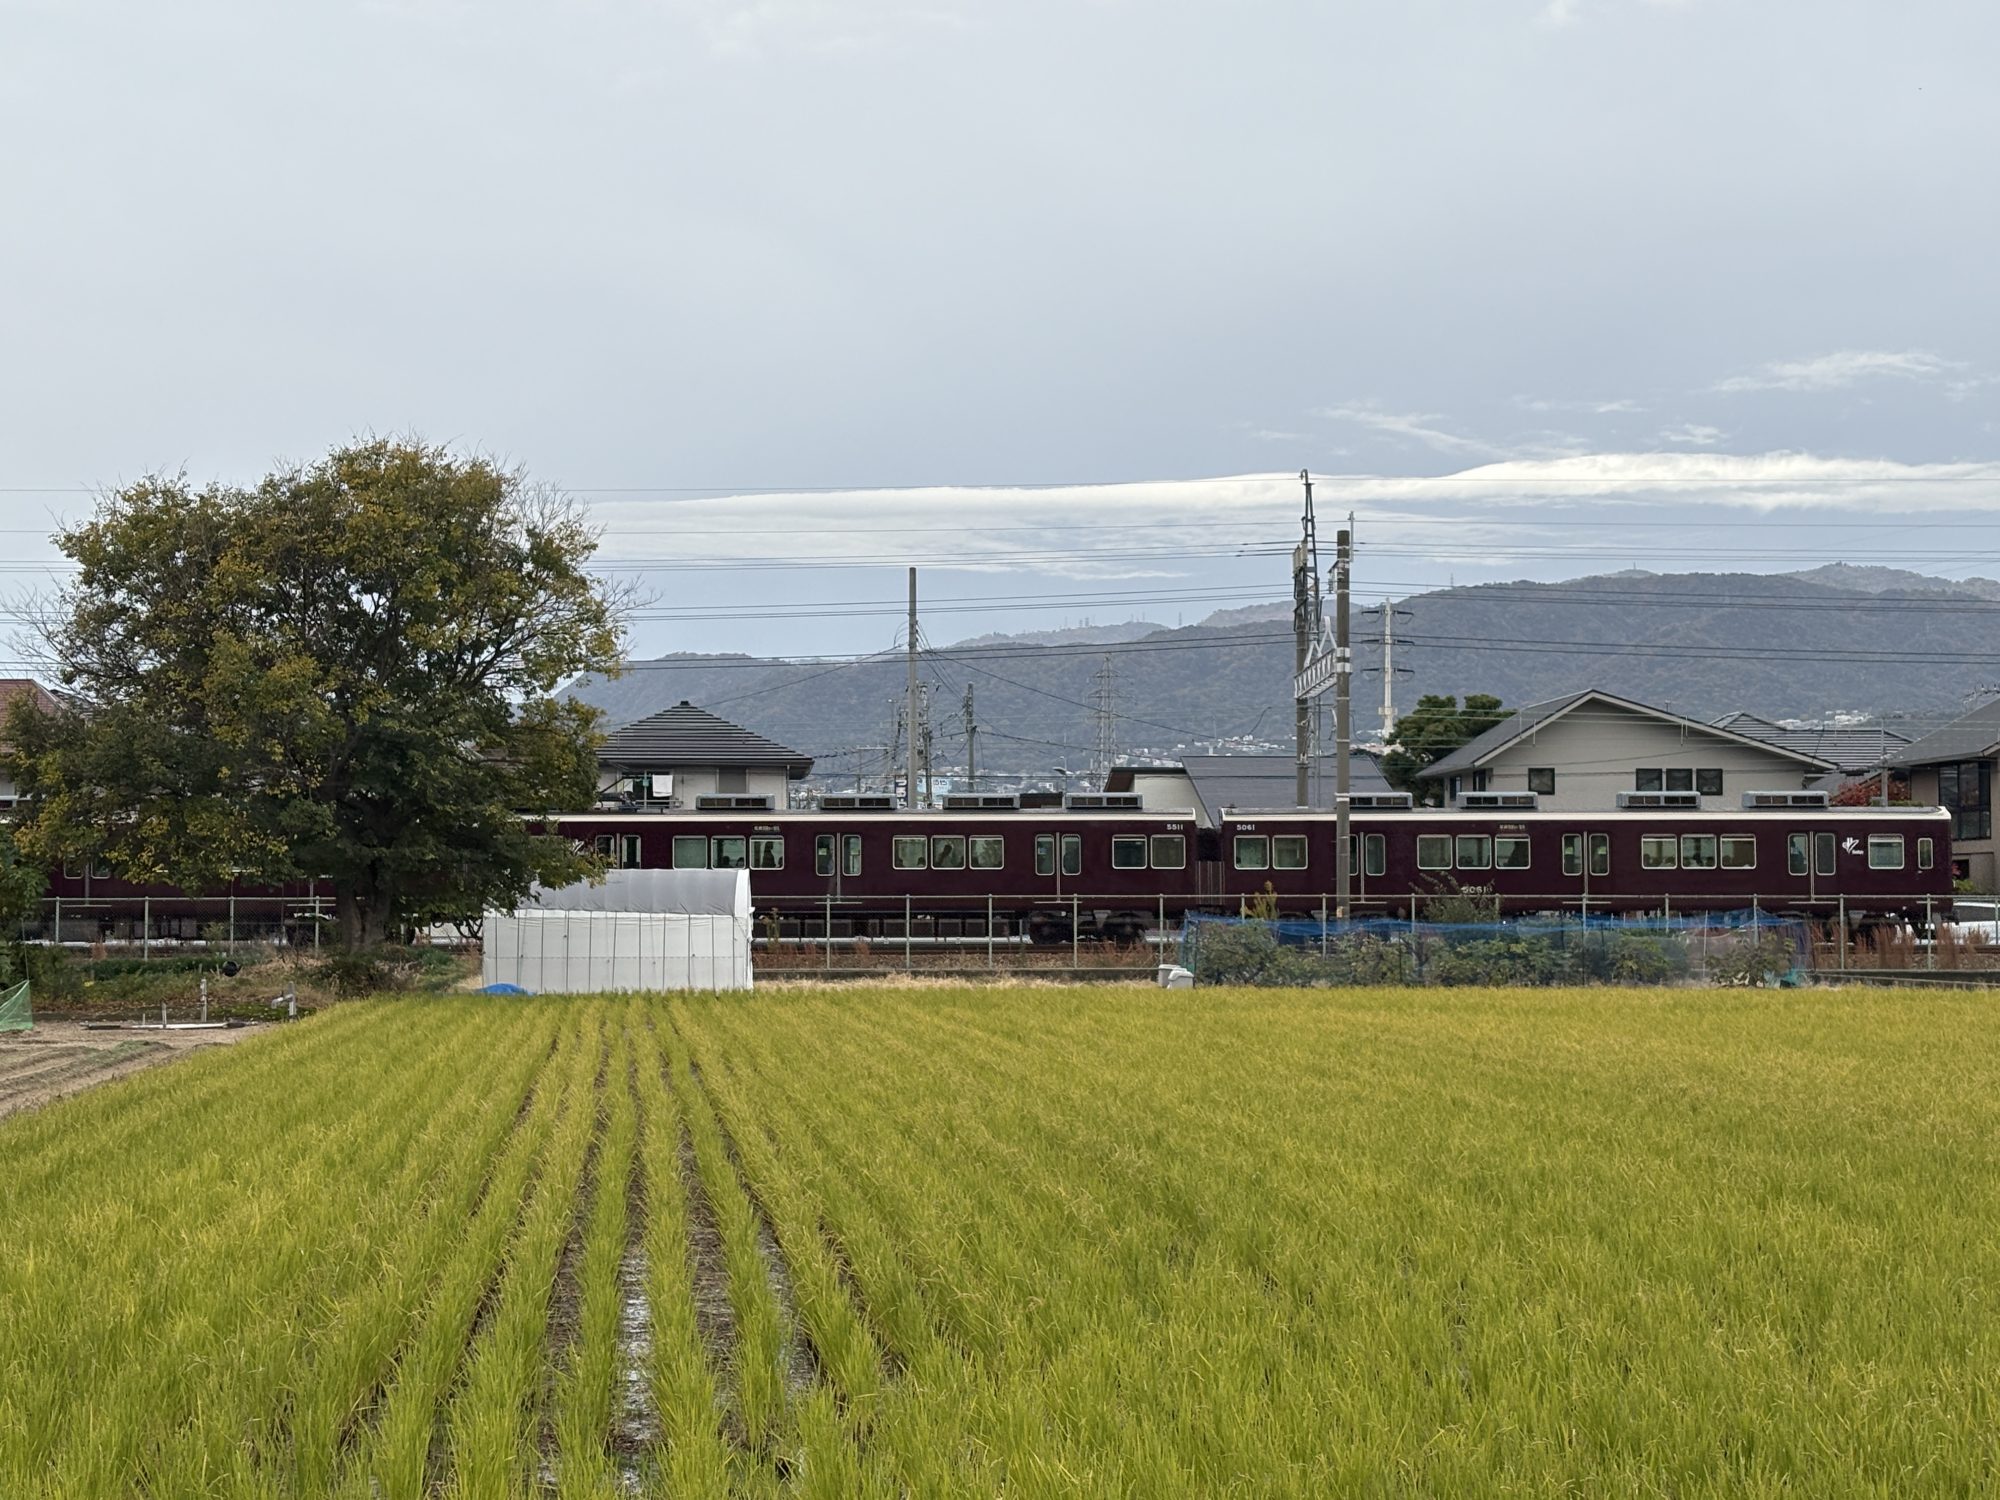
[1888,697,2000,891]
[1415,689,1836,811]
[596,701,814,810]
[1105,752,1389,828]
[1709,713,1910,777]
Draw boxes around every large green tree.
[7,439,623,948]
[1379,693,1509,805]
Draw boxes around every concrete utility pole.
[1091,654,1118,789]
[1380,595,1397,745]
[963,684,977,793]
[1335,520,1353,918]
[906,567,920,809]
[1293,470,1319,809]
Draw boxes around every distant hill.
[564,568,2000,773]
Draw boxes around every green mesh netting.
[0,981,29,1033]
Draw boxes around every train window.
[843,835,862,876]
[1867,836,1905,870]
[1494,837,1530,870]
[1034,834,1055,876]
[1696,769,1724,796]
[969,836,1004,870]
[1815,832,1836,878]
[622,835,643,868]
[672,836,707,869]
[1272,836,1308,870]
[1561,833,1582,876]
[1062,835,1082,876]
[931,836,967,870]
[1363,833,1386,878]
[893,836,928,870]
[1528,768,1555,796]
[1111,836,1148,870]
[1787,833,1808,876]
[710,837,748,870]
[749,835,783,871]
[815,835,835,877]
[1918,837,1934,871]
[1679,835,1718,870]
[1635,769,1663,792]
[1455,836,1492,870]
[1640,837,1678,870]
[1720,836,1756,870]
[593,834,615,859]
[1589,833,1610,877]
[1234,836,1270,870]
[1151,834,1186,870]
[1417,835,1452,870]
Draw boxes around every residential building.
[0,679,59,810]
[595,701,814,812]
[1106,752,1390,828]
[1889,697,2000,891]
[1416,689,1835,811]
[1709,713,1911,779]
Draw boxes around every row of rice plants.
[0,1003,515,1496]
[675,987,2000,1497]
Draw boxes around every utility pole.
[1335,519,1353,919]
[963,684,977,793]
[905,567,920,810]
[1092,654,1118,788]
[1380,595,1396,745]
[1293,470,1319,809]
[885,700,902,798]
[918,685,935,806]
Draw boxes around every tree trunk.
[333,880,395,950]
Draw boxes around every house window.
[1696,768,1724,796]
[1589,832,1610,877]
[622,835,643,868]
[717,768,748,793]
[1455,835,1492,871]
[931,835,967,870]
[1527,768,1555,796]
[1939,761,1993,841]
[815,834,835,877]
[1234,836,1270,871]
[1679,835,1718,870]
[1787,832,1808,877]
[1151,835,1186,870]
[1918,837,1934,871]
[1111,836,1148,870]
[1363,833,1386,877]
[710,837,748,870]
[749,835,783,870]
[1272,836,1308,870]
[1561,833,1583,876]
[1867,836,1905,870]
[1635,768,1663,792]
[892,836,928,870]
[1640,836,1678,870]
[1665,768,1694,793]
[969,836,1004,870]
[1494,836,1530,870]
[672,836,707,869]
[1720,836,1756,870]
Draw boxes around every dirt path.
[0,1020,257,1121]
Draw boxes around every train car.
[1219,802,1954,921]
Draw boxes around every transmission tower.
[1091,653,1119,788]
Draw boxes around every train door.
[1561,830,1611,911]
[1028,830,1083,943]
[1786,829,1837,902]
[813,832,863,898]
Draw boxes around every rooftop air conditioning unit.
[694,795,774,811]
[1455,792,1539,810]
[1348,792,1415,810]
[1616,791,1704,810]
[1741,790,1830,809]
[1063,793,1144,810]
[941,793,1021,810]
[820,794,897,811]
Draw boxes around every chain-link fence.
[1179,910,1813,988]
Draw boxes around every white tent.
[482,869,754,994]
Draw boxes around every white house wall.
[1466,701,1818,810]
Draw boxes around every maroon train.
[552,794,1955,943]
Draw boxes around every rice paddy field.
[3,986,1999,1497]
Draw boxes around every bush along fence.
[1179,910,1813,988]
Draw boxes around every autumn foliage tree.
[7,439,624,949]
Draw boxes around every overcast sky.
[4,0,1997,665]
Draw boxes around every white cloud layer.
[1712,350,1964,394]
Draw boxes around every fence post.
[1072,893,1081,970]
[1926,893,1935,971]
[142,897,150,961]
[1320,894,1329,957]
[1158,894,1166,968]
[904,894,912,971]
[53,894,60,948]
[824,892,833,974]
[1838,894,1847,971]
[989,894,996,969]
[228,893,236,950]
[1409,897,1419,984]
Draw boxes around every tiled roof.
[598,701,814,778]
[1710,712,1910,774]
[1888,697,2000,768]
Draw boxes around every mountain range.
[562,565,2000,775]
